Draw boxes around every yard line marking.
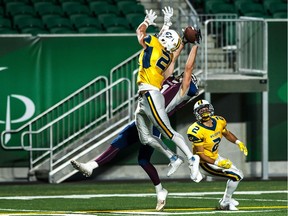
[0,190,286,200]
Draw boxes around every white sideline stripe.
[0,209,284,215]
[0,190,286,200]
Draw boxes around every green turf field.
[0,179,287,216]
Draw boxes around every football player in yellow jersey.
[187,99,248,211]
[135,7,201,185]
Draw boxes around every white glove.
[162,6,173,27]
[144,9,157,26]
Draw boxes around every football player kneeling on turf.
[187,100,248,211]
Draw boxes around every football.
[183,26,198,43]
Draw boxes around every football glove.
[195,29,202,44]
[144,9,157,26]
[215,158,232,169]
[162,6,173,27]
[236,140,248,156]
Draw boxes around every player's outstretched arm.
[159,6,173,35]
[180,45,198,95]
[136,9,157,48]
[223,129,248,156]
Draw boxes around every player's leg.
[144,90,200,180]
[135,102,175,160]
[200,161,243,210]
[138,143,167,211]
[71,122,140,177]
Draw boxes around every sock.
[223,179,239,202]
[86,161,98,169]
[155,183,163,193]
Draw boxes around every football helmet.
[158,29,181,52]
[193,99,214,121]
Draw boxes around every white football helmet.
[158,29,181,52]
[193,99,214,121]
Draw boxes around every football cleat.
[219,198,239,206]
[156,188,168,211]
[219,199,239,211]
[167,157,183,177]
[71,160,93,177]
[188,155,200,180]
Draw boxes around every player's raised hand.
[236,140,248,156]
[145,9,157,26]
[162,6,173,27]
[215,158,232,169]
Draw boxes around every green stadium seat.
[14,16,44,30]
[57,0,86,4]
[106,26,133,33]
[35,3,64,17]
[20,27,49,35]
[0,17,11,28]
[49,27,77,34]
[268,3,287,15]
[236,2,265,15]
[117,1,145,16]
[77,26,106,33]
[30,0,58,4]
[125,13,145,30]
[273,12,288,18]
[43,16,73,30]
[207,2,236,14]
[0,28,19,34]
[2,0,30,4]
[62,2,91,17]
[86,0,114,4]
[89,2,120,16]
[97,13,117,29]
[204,0,227,13]
[6,3,36,17]
[70,15,102,30]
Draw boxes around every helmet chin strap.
[201,112,211,122]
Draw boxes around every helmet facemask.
[193,100,214,121]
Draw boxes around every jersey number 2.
[156,50,171,70]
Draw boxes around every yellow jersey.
[137,35,173,89]
[187,116,227,161]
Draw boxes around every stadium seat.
[106,26,133,33]
[117,1,145,16]
[273,12,288,18]
[6,3,36,17]
[30,0,58,4]
[57,0,86,4]
[204,0,227,13]
[207,2,236,14]
[70,15,102,30]
[267,3,287,15]
[49,27,77,34]
[43,16,73,30]
[2,0,30,4]
[0,17,11,29]
[126,13,145,30]
[0,28,18,34]
[77,26,105,33]
[236,2,265,15]
[89,2,120,16]
[97,13,117,29]
[35,3,64,17]
[14,16,44,30]
[20,27,49,35]
[62,2,91,17]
